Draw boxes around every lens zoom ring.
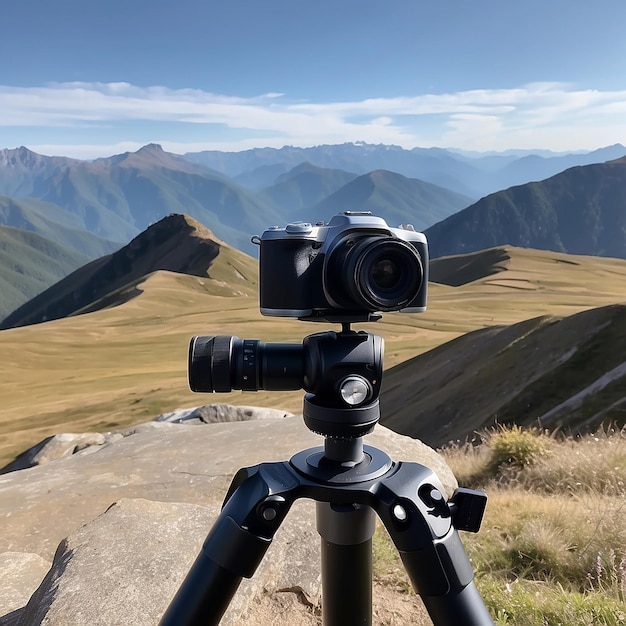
[211,336,234,392]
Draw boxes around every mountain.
[185,142,626,198]
[0,147,80,197]
[0,145,474,315]
[494,144,626,190]
[1,236,625,467]
[0,145,476,260]
[261,162,358,215]
[3,142,625,262]
[0,214,258,330]
[307,169,473,230]
[0,225,90,321]
[2,142,626,319]
[0,145,282,254]
[381,303,626,448]
[0,194,123,319]
[425,156,626,260]
[0,194,122,257]
[185,143,492,198]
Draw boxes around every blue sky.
[2,0,626,159]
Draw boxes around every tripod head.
[188,321,384,441]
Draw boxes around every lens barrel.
[327,236,423,312]
[188,335,304,393]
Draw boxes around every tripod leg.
[159,463,298,626]
[158,541,247,626]
[316,502,376,626]
[374,461,495,626]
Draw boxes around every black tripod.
[160,326,495,625]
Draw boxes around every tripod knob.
[449,488,488,533]
[418,484,450,520]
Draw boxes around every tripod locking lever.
[448,488,488,533]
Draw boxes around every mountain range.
[0,141,625,321]
[0,143,477,255]
[184,142,626,199]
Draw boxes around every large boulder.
[10,498,321,626]
[0,407,457,624]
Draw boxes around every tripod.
[159,326,495,625]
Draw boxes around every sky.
[2,0,626,159]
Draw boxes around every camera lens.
[188,335,304,392]
[370,256,402,290]
[328,237,423,311]
[359,241,423,308]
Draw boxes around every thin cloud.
[1,81,625,157]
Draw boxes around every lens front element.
[328,236,423,312]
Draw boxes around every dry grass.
[439,426,626,625]
[1,247,626,467]
[369,427,626,625]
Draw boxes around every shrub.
[486,424,552,475]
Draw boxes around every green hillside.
[1,214,258,329]
[11,145,283,253]
[0,225,89,320]
[426,156,626,259]
[262,162,358,214]
[0,194,122,257]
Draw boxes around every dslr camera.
[257,211,428,322]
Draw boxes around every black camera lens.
[327,237,423,312]
[188,335,304,393]
[370,256,403,290]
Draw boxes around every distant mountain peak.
[0,146,72,169]
[99,143,206,173]
[140,213,221,243]
[137,143,165,154]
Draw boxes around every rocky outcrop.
[0,406,457,624]
[1,404,293,474]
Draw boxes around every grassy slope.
[380,247,626,445]
[0,245,625,467]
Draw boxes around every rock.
[0,553,51,619]
[0,433,109,473]
[0,415,457,562]
[154,403,294,424]
[0,404,294,474]
[0,409,457,624]
[11,498,319,626]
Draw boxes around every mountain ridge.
[0,214,257,329]
[185,141,626,198]
[380,303,626,447]
[426,155,626,260]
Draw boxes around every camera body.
[258,211,428,322]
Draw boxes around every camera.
[257,211,428,322]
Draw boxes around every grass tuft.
[369,426,626,624]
